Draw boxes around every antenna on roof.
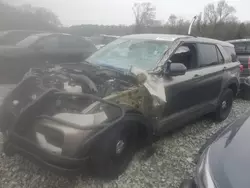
[188,16,198,36]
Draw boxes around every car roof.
[227,39,250,43]
[120,34,233,47]
[121,34,190,41]
[184,37,234,47]
[30,32,72,38]
[0,30,49,34]
[100,34,120,38]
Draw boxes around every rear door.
[194,43,225,105]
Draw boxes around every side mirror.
[164,63,187,76]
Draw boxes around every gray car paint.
[32,35,240,155]
[1,34,240,159]
[205,110,250,188]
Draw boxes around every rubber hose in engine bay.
[68,73,98,94]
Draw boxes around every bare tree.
[204,0,236,25]
[168,14,177,26]
[132,2,156,33]
[217,0,236,22]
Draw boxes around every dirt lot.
[0,85,249,188]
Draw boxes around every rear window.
[198,44,221,67]
[223,46,237,62]
[231,42,250,54]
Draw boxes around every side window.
[198,44,220,67]
[35,36,59,48]
[169,43,197,70]
[223,46,237,62]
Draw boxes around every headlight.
[196,148,216,188]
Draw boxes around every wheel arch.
[223,78,239,97]
[86,107,154,151]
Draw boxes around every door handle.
[223,66,227,70]
[194,74,200,77]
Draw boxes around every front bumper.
[7,132,89,175]
[0,75,125,174]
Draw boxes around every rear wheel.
[214,88,233,121]
[90,123,137,179]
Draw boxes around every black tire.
[179,179,196,188]
[90,123,137,179]
[215,88,233,122]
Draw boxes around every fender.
[224,77,239,89]
[84,107,154,148]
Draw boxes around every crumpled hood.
[208,112,250,188]
[57,63,167,103]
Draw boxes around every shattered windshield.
[86,38,171,70]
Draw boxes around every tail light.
[240,64,244,72]
[248,57,250,69]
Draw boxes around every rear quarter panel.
[221,61,240,94]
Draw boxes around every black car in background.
[228,39,250,99]
[0,32,97,83]
[228,39,250,77]
[180,110,250,188]
[90,34,120,49]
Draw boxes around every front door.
[162,43,201,117]
[158,42,223,132]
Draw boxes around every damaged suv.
[0,34,240,178]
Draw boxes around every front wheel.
[214,88,233,122]
[90,124,137,179]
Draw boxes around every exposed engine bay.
[25,63,137,98]
[0,63,162,158]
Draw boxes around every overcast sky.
[6,0,249,26]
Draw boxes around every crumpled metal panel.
[130,66,166,103]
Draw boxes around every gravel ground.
[0,85,250,188]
